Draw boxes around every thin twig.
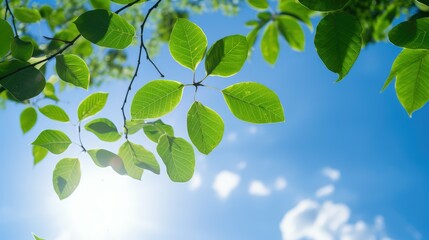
[0,0,143,82]
[43,36,72,44]
[4,0,18,37]
[121,0,163,140]
[78,122,86,152]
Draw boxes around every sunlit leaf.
[43,82,59,101]
[32,233,45,240]
[222,82,285,123]
[32,129,72,154]
[119,141,160,175]
[20,107,37,134]
[131,80,184,119]
[88,149,127,175]
[56,54,90,89]
[261,22,280,64]
[90,0,110,10]
[143,119,174,142]
[383,49,429,116]
[39,105,70,122]
[278,1,313,30]
[187,101,224,154]
[126,119,146,135]
[277,16,305,51]
[314,12,362,81]
[84,118,121,142]
[247,0,269,10]
[53,158,81,200]
[77,92,108,121]
[33,145,48,165]
[205,35,248,77]
[157,135,195,182]
[74,9,135,49]
[118,142,144,180]
[169,18,207,71]
[0,60,46,101]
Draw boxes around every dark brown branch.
[43,36,72,44]
[0,0,143,82]
[4,0,18,37]
[121,0,163,140]
[78,122,87,152]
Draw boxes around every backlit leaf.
[84,118,121,142]
[11,38,33,61]
[20,107,37,134]
[222,82,285,123]
[157,135,195,182]
[39,105,70,122]
[119,141,160,175]
[131,80,184,119]
[389,18,429,50]
[118,142,144,180]
[143,119,174,142]
[277,16,305,51]
[88,149,127,175]
[0,19,13,58]
[32,129,72,154]
[33,145,48,165]
[13,8,41,23]
[261,22,280,64]
[53,158,81,199]
[247,0,269,10]
[56,54,90,89]
[77,92,108,121]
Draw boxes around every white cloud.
[213,171,240,199]
[249,180,271,197]
[316,185,335,198]
[280,199,390,240]
[248,126,258,134]
[237,161,247,170]
[226,132,237,142]
[275,177,288,191]
[188,172,202,191]
[322,167,341,181]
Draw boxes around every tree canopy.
[1,0,428,201]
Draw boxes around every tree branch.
[78,122,87,152]
[0,0,143,82]
[4,0,19,37]
[121,0,163,140]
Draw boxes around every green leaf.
[384,49,429,116]
[20,107,37,134]
[388,18,429,50]
[314,12,362,81]
[0,19,13,58]
[84,118,121,142]
[74,9,135,49]
[277,16,305,51]
[247,0,269,10]
[278,2,313,30]
[157,135,195,182]
[187,101,224,154]
[131,80,184,119]
[56,54,90,89]
[13,8,42,23]
[261,22,280,64]
[119,141,160,175]
[118,142,144,180]
[0,60,46,101]
[11,38,34,61]
[39,105,70,122]
[205,35,248,77]
[126,119,146,135]
[77,92,108,121]
[53,158,81,200]
[169,18,207,71]
[39,5,53,18]
[32,129,72,154]
[33,145,48,165]
[32,233,45,240]
[298,0,350,11]
[87,149,127,175]
[43,82,59,101]
[143,119,174,142]
[222,82,285,123]
[90,0,110,10]
[111,0,142,3]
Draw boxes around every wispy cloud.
[188,172,202,191]
[315,184,335,198]
[249,180,271,197]
[322,167,341,181]
[213,171,240,199]
[280,199,390,240]
[275,177,287,191]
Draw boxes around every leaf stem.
[121,0,164,140]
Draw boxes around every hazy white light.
[249,180,271,197]
[213,171,240,199]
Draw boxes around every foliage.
[0,0,429,201]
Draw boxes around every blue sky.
[1,1,428,240]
